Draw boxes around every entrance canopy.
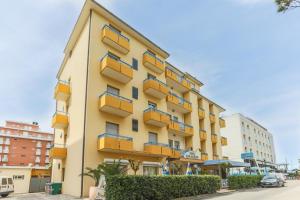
[203,160,250,168]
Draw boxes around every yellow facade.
[52,0,227,197]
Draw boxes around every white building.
[221,113,276,168]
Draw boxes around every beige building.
[221,113,276,167]
[50,0,227,197]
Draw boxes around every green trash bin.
[46,183,62,195]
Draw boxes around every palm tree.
[81,160,127,186]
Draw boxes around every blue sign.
[241,152,254,159]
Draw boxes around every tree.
[81,160,127,186]
[128,159,142,175]
[276,0,300,12]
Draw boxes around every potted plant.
[81,160,127,200]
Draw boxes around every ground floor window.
[143,166,158,176]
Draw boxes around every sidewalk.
[175,189,235,200]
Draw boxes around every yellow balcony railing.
[209,113,216,123]
[198,108,205,119]
[100,53,133,84]
[99,91,133,117]
[144,143,172,157]
[219,118,226,128]
[143,51,165,74]
[97,133,133,152]
[49,145,67,159]
[165,67,192,93]
[211,134,218,144]
[51,111,69,129]
[168,120,193,137]
[143,108,170,127]
[170,149,181,159]
[201,152,208,161]
[221,136,228,146]
[101,25,130,54]
[166,93,192,114]
[54,80,70,101]
[143,78,169,99]
[200,130,207,141]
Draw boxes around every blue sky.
[0,0,299,168]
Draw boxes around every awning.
[202,160,250,168]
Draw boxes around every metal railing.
[144,142,168,147]
[102,24,130,41]
[98,133,133,141]
[99,91,132,103]
[143,51,164,64]
[170,119,193,131]
[100,53,133,69]
[166,66,194,88]
[143,77,167,87]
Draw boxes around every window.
[109,24,121,34]
[132,58,138,70]
[172,116,179,122]
[132,87,138,100]
[132,119,138,132]
[8,178,12,184]
[105,122,119,135]
[174,141,180,150]
[143,166,158,176]
[148,101,157,109]
[13,175,24,180]
[2,178,7,185]
[107,85,119,96]
[147,50,156,57]
[147,73,156,80]
[168,139,173,148]
[108,52,120,61]
[148,132,157,144]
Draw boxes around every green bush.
[228,175,263,189]
[105,175,221,200]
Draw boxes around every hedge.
[228,175,263,189]
[105,175,221,200]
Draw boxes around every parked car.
[0,176,14,197]
[261,174,285,187]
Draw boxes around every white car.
[0,177,14,197]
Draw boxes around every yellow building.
[51,0,227,197]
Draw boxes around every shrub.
[105,175,221,200]
[228,175,263,189]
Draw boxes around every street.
[178,180,300,200]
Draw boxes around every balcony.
[201,152,208,161]
[223,156,229,160]
[36,151,41,156]
[219,118,226,128]
[99,91,133,117]
[209,113,216,123]
[143,108,170,127]
[3,149,9,154]
[101,25,130,54]
[168,120,193,137]
[100,54,133,84]
[213,154,219,160]
[49,145,67,159]
[97,133,133,152]
[200,130,207,141]
[54,80,70,101]
[165,67,192,93]
[52,111,69,129]
[143,78,169,99]
[221,137,228,146]
[144,143,172,157]
[166,93,192,114]
[170,149,181,159]
[143,51,165,74]
[211,134,218,144]
[198,108,205,119]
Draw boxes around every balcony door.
[148,101,157,109]
[148,132,157,144]
[106,122,119,135]
[107,85,119,96]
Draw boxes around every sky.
[0,0,299,168]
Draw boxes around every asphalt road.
[193,180,300,200]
